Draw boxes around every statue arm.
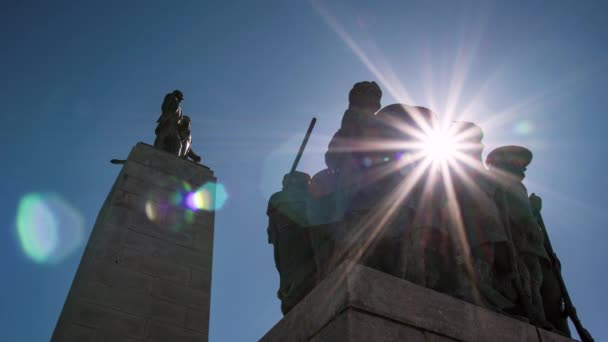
[187,148,201,163]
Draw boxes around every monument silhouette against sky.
[51,87,592,342]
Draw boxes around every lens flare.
[170,192,183,206]
[141,178,227,233]
[514,120,534,136]
[184,182,228,211]
[185,188,212,211]
[15,193,84,264]
[145,200,157,221]
[209,182,228,210]
[423,130,456,163]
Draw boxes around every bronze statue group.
[267,82,592,341]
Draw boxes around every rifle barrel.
[535,210,594,342]
[290,117,317,174]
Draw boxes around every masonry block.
[260,262,577,342]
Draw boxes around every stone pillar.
[52,143,215,342]
[260,262,576,342]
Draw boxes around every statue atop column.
[177,116,202,163]
[155,90,184,154]
[153,90,202,163]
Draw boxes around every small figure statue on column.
[155,90,184,154]
[177,116,202,163]
[153,90,202,163]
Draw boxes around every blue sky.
[1,1,607,341]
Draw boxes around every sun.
[422,130,456,163]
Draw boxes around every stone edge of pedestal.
[259,262,576,342]
[130,142,214,180]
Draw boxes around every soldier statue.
[267,172,317,314]
[324,81,383,172]
[486,146,551,327]
[446,123,514,311]
[308,81,383,224]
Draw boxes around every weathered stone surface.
[120,161,185,194]
[127,142,213,185]
[190,268,212,290]
[147,322,206,342]
[54,324,95,342]
[124,229,210,271]
[260,262,576,342]
[72,302,146,338]
[259,262,352,342]
[93,332,143,342]
[193,226,214,252]
[52,143,215,342]
[151,279,208,309]
[537,329,577,342]
[186,308,211,334]
[84,261,153,293]
[78,282,150,316]
[149,298,188,326]
[310,309,425,342]
[120,247,191,285]
[424,332,460,342]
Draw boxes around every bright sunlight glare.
[423,130,456,163]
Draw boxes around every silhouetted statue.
[267,118,319,315]
[267,171,317,314]
[447,123,514,310]
[264,82,592,339]
[155,90,184,154]
[487,146,551,327]
[325,81,382,171]
[177,116,202,163]
[308,81,383,225]
[529,193,571,337]
[368,104,445,284]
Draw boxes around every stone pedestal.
[52,143,215,342]
[260,262,576,342]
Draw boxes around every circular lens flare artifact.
[15,193,85,264]
[184,182,228,211]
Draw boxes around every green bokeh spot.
[16,193,58,263]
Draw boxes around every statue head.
[172,90,184,102]
[348,81,382,114]
[160,89,185,118]
[451,121,484,164]
[486,145,532,181]
[282,171,311,191]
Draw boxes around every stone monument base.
[260,262,575,342]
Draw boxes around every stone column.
[52,143,215,342]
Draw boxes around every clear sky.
[1,1,607,341]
